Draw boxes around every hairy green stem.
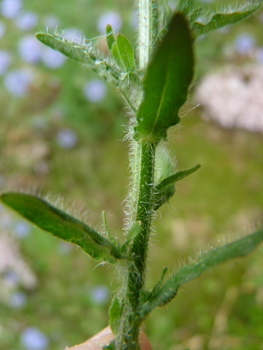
[115,1,159,349]
[128,142,156,301]
[118,142,156,350]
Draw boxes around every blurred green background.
[0,0,263,349]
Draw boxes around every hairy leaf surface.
[0,192,125,263]
[139,228,263,317]
[135,13,194,143]
[36,32,127,87]
[192,1,263,36]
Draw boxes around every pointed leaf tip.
[139,227,263,317]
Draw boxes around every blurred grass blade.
[106,24,115,52]
[139,228,263,318]
[109,296,121,334]
[153,164,200,210]
[135,13,194,143]
[35,31,128,87]
[116,34,135,72]
[0,192,126,263]
[192,1,263,36]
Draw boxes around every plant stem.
[138,0,158,70]
[118,142,156,350]
[115,2,159,349]
[128,142,156,303]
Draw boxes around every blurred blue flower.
[83,79,106,102]
[256,47,263,63]
[90,284,109,305]
[0,50,11,75]
[62,28,83,44]
[97,11,122,34]
[9,291,27,308]
[234,33,255,55]
[15,11,38,30]
[18,35,42,63]
[0,21,5,38]
[41,46,66,68]
[4,69,34,96]
[56,128,78,149]
[14,220,30,238]
[1,0,22,18]
[20,327,48,350]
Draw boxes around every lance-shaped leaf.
[153,164,201,210]
[192,1,263,36]
[116,34,135,72]
[134,13,194,143]
[0,192,126,263]
[35,31,128,87]
[139,228,263,318]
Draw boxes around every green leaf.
[111,42,124,69]
[35,31,127,87]
[192,1,263,36]
[156,164,201,191]
[153,164,201,210]
[116,34,135,72]
[106,24,115,52]
[0,192,126,263]
[139,228,263,318]
[134,13,194,143]
[109,297,122,335]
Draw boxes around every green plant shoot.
[1,1,263,349]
